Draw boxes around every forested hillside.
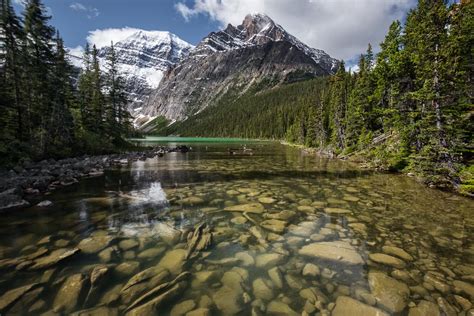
[164,0,473,194]
[0,0,132,166]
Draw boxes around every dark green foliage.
[0,0,133,165]
[163,78,328,141]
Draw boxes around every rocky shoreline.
[0,146,190,212]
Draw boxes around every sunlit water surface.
[0,140,472,315]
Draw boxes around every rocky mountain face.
[140,14,338,124]
[69,30,194,123]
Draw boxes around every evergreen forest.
[0,0,132,166]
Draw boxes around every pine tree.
[23,0,56,155]
[91,44,104,133]
[403,0,452,177]
[48,32,75,155]
[105,42,130,142]
[77,43,94,130]
[329,60,348,150]
[0,0,25,145]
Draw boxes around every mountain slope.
[141,14,338,123]
[97,30,194,121]
[69,30,194,124]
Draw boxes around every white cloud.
[67,46,85,68]
[174,0,416,61]
[86,27,142,49]
[70,3,87,11]
[68,45,84,58]
[70,2,100,19]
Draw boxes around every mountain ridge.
[68,29,194,125]
[140,13,339,124]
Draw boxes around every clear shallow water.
[0,140,473,315]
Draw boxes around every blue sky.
[13,0,418,66]
[13,0,221,48]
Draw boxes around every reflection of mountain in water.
[124,182,168,205]
[106,181,170,235]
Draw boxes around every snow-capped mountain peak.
[69,29,194,122]
[191,13,337,72]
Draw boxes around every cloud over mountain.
[175,0,416,61]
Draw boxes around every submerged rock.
[332,296,389,316]
[74,306,119,316]
[186,223,212,259]
[299,241,364,265]
[230,216,248,224]
[78,235,115,254]
[179,196,205,206]
[255,253,286,268]
[121,268,170,304]
[224,203,265,213]
[119,239,139,251]
[137,247,166,259]
[266,300,298,316]
[324,207,351,214]
[170,299,196,316]
[264,210,296,221]
[152,222,182,245]
[212,285,243,315]
[258,197,276,204]
[261,219,287,234]
[453,280,474,299]
[268,267,283,289]
[252,278,274,301]
[98,246,119,263]
[235,251,255,266]
[302,263,320,277]
[53,273,88,313]
[368,271,410,313]
[381,245,413,261]
[0,283,41,313]
[125,272,190,316]
[213,268,248,315]
[186,308,210,316]
[407,300,440,316]
[115,261,140,277]
[85,265,110,306]
[369,253,406,268]
[30,248,79,270]
[158,249,187,275]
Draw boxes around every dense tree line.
[0,0,131,166]
[167,0,473,193]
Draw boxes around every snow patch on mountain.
[68,29,194,125]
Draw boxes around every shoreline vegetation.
[281,141,474,197]
[1,0,134,167]
[153,0,473,197]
